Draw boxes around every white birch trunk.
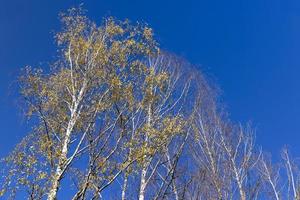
[47,81,86,200]
[139,167,147,200]
[139,87,152,200]
[122,174,128,200]
[48,110,77,200]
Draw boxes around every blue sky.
[1,0,300,159]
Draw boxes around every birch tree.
[258,149,300,200]
[282,148,300,200]
[258,154,281,200]
[0,7,158,200]
[219,125,261,200]
[189,100,232,199]
[190,91,262,200]
[117,55,196,200]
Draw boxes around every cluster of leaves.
[1,134,50,200]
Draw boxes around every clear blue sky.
[1,0,300,159]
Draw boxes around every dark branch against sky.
[1,0,300,158]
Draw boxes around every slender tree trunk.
[231,160,246,200]
[48,81,86,200]
[231,163,246,200]
[48,126,74,199]
[165,151,179,200]
[172,179,179,200]
[47,169,63,200]
[238,186,246,200]
[139,91,152,200]
[139,166,147,200]
[122,173,128,200]
[47,114,76,200]
[270,181,280,200]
